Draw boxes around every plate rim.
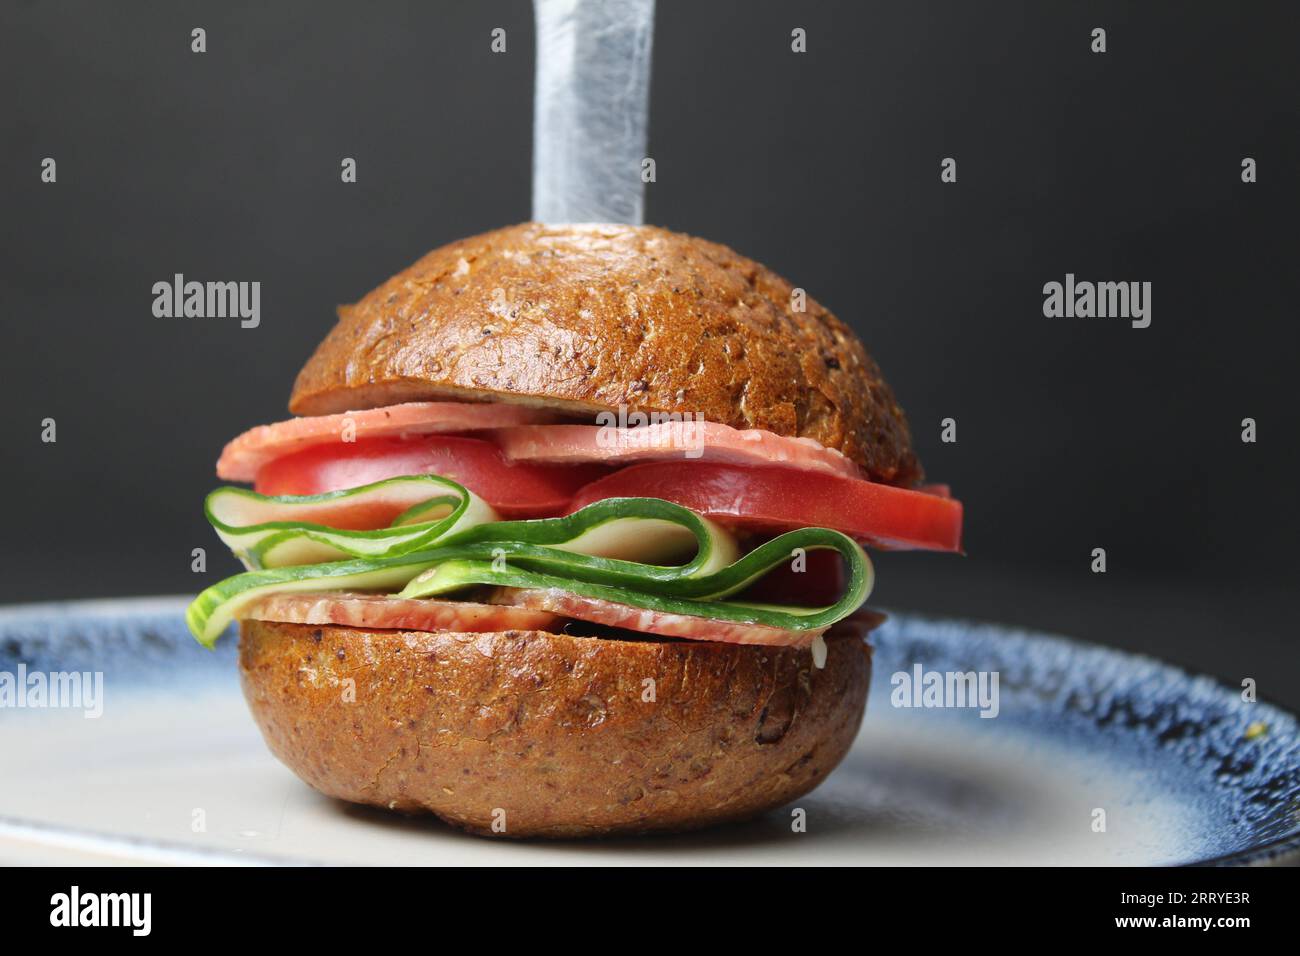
[1,595,1297,867]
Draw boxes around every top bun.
[290,223,921,485]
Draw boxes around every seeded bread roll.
[238,619,873,838]
[290,222,921,485]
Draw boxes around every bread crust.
[289,223,921,485]
[238,620,872,838]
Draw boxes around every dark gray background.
[3,2,1297,704]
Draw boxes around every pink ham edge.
[216,402,565,482]
[490,587,825,648]
[219,402,863,485]
[491,422,862,479]
[241,592,882,646]
[241,592,562,633]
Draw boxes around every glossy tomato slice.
[253,435,610,519]
[568,461,963,552]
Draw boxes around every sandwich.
[187,222,963,837]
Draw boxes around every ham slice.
[217,402,563,482]
[491,422,862,479]
[240,591,881,649]
[489,587,826,647]
[242,592,561,633]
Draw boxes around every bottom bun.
[238,620,872,838]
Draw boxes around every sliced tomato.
[253,435,610,519]
[568,461,963,552]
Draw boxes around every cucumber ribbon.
[187,475,874,648]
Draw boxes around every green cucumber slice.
[204,475,497,569]
[186,553,442,649]
[401,548,872,631]
[186,491,871,647]
[189,471,875,648]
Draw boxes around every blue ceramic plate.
[0,597,1296,865]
